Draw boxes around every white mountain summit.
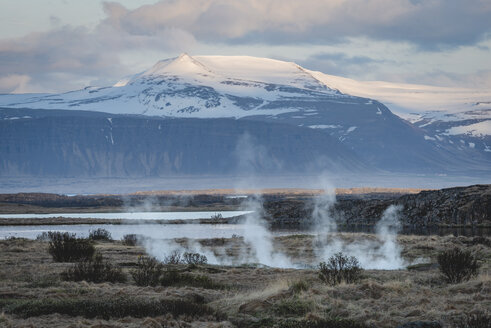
[0,54,348,117]
[1,53,489,122]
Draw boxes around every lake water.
[1,209,487,240]
[0,223,297,240]
[0,210,251,220]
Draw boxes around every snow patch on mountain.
[347,126,357,133]
[306,69,491,123]
[445,120,491,138]
[309,125,342,129]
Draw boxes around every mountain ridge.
[0,54,490,177]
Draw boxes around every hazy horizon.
[1,173,489,195]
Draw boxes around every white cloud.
[0,11,197,92]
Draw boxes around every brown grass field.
[0,233,489,328]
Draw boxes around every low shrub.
[437,248,480,283]
[88,228,112,241]
[160,270,221,289]
[162,251,208,265]
[211,213,223,220]
[121,234,138,246]
[61,253,126,283]
[36,232,50,241]
[47,231,95,262]
[163,250,182,264]
[318,252,363,286]
[131,256,163,286]
[4,297,219,320]
[5,236,26,241]
[183,252,208,265]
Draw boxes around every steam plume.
[241,195,292,268]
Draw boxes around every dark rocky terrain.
[264,184,491,228]
[1,185,489,228]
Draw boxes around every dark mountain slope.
[0,109,366,177]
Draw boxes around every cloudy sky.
[1,0,490,93]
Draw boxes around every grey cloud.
[310,53,385,65]
[1,0,490,93]
[362,0,491,49]
[105,0,491,49]
[296,52,387,77]
[0,16,196,93]
[0,26,124,92]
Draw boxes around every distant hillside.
[0,111,365,177]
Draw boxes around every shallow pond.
[0,210,251,220]
[0,223,296,240]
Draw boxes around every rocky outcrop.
[396,184,491,226]
[263,200,314,228]
[264,185,491,228]
[1,185,489,227]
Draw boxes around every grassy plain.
[0,233,489,327]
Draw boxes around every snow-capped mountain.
[0,53,344,117]
[0,54,489,177]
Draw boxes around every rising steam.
[240,195,292,268]
[137,192,407,270]
[309,175,406,269]
[313,204,405,269]
[135,135,408,270]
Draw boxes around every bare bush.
[121,234,138,246]
[61,252,126,283]
[131,256,163,286]
[183,252,208,265]
[211,213,223,220]
[89,228,112,241]
[318,252,363,286]
[437,248,480,283]
[163,250,182,264]
[36,232,50,241]
[47,232,95,262]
